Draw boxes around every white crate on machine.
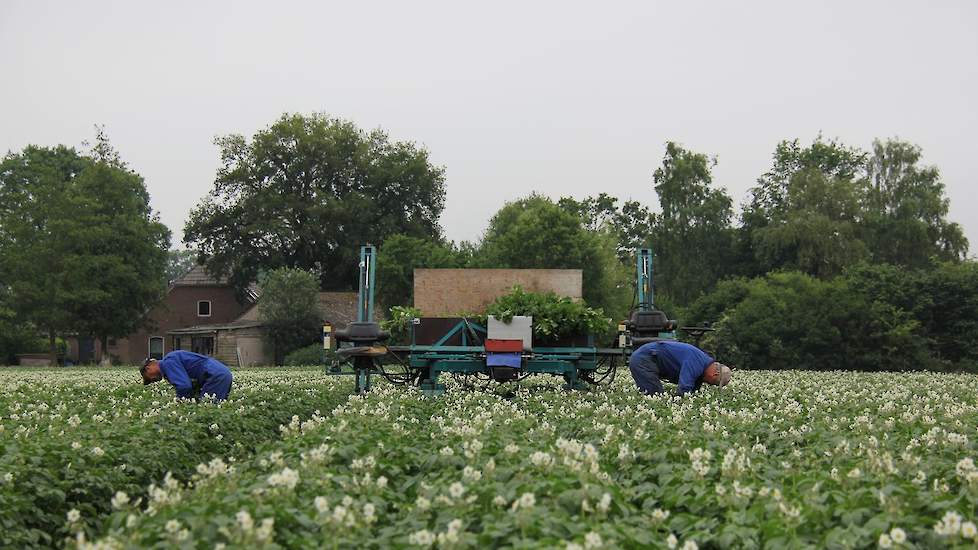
[487,315,532,351]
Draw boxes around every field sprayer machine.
[325,245,713,396]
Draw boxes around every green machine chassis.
[325,246,693,396]
[389,319,627,396]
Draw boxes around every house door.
[78,338,96,364]
[191,336,214,356]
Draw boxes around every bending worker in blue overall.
[628,340,731,396]
[140,350,233,402]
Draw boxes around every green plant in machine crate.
[86,370,978,549]
[482,286,611,339]
[382,306,424,345]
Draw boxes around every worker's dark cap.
[140,357,158,385]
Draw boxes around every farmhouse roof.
[317,291,362,327]
[172,266,228,286]
[167,320,264,335]
[171,266,260,302]
[224,291,374,328]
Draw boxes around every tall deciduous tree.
[863,138,968,267]
[740,137,869,277]
[0,133,170,361]
[746,136,866,223]
[166,249,197,285]
[650,142,734,304]
[67,134,172,357]
[558,194,655,264]
[257,267,322,364]
[751,169,869,278]
[184,113,446,295]
[376,235,471,308]
[0,146,84,356]
[478,194,630,319]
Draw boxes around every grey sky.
[2,1,976,254]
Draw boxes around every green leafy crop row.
[0,368,351,548]
[85,370,978,549]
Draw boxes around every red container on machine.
[485,339,524,353]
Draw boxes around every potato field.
[2,368,978,549]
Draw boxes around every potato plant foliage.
[38,370,977,549]
[0,368,351,548]
[3,368,978,548]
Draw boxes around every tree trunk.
[99,335,111,366]
[48,329,59,366]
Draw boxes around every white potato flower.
[362,502,376,523]
[255,518,274,541]
[236,510,253,532]
[409,529,434,547]
[511,492,535,511]
[111,491,130,509]
[448,482,466,499]
[314,496,329,514]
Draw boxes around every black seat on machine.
[627,310,677,334]
[334,322,390,344]
[630,336,669,346]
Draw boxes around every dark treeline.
[377,136,975,372]
[2,113,973,370]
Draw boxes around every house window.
[197,300,211,317]
[148,336,164,360]
[191,336,214,356]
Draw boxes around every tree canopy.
[0,133,170,359]
[863,139,968,267]
[478,194,629,318]
[257,267,322,364]
[166,249,197,285]
[738,136,966,278]
[184,113,446,295]
[376,235,472,308]
[650,142,734,303]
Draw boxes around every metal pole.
[637,248,653,311]
[357,245,376,323]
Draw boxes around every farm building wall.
[236,292,372,327]
[110,285,249,364]
[211,327,271,367]
[104,266,255,365]
[413,269,583,316]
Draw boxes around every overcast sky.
[2,1,976,255]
